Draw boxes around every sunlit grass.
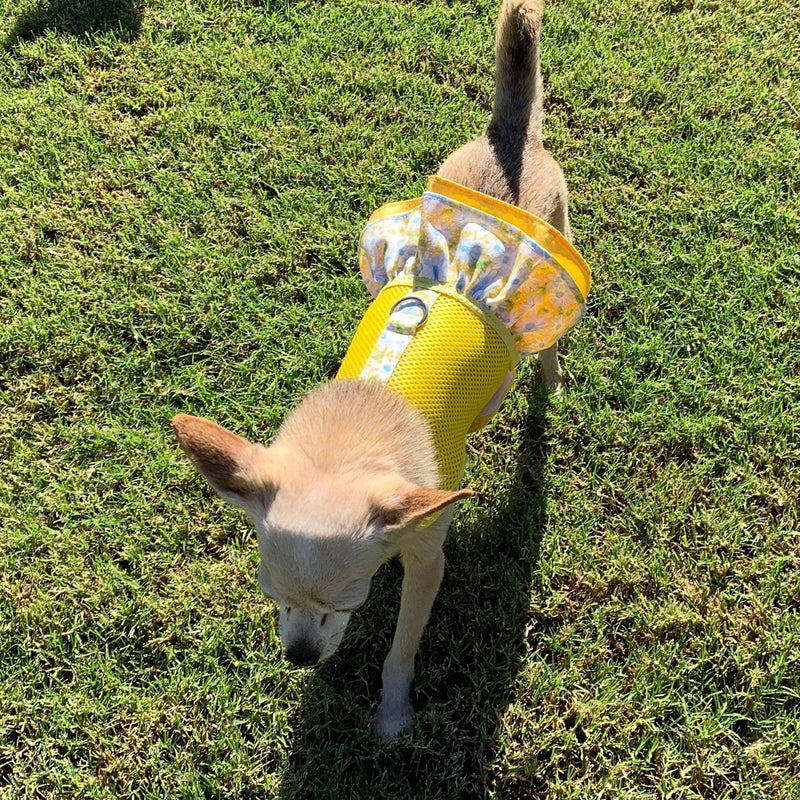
[1,0,798,797]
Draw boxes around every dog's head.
[172,387,469,666]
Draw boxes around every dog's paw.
[537,344,564,395]
[544,374,565,397]
[373,699,413,742]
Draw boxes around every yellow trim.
[384,274,521,367]
[427,175,592,299]
[367,197,421,224]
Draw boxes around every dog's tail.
[489,0,544,142]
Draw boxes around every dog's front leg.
[374,545,445,741]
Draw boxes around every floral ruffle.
[358,178,591,355]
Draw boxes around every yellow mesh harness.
[336,177,591,491]
[337,276,516,490]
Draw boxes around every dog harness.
[337,176,591,491]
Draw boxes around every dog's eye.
[320,614,328,627]
[334,578,371,613]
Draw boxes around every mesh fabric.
[337,284,514,489]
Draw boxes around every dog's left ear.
[371,477,472,530]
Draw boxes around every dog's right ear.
[171,414,275,512]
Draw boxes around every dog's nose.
[284,641,320,667]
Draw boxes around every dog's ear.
[371,476,472,530]
[172,414,275,512]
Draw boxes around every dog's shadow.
[4,0,143,49]
[277,370,551,799]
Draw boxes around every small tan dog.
[173,0,578,741]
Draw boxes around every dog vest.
[337,176,591,490]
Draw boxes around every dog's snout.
[284,641,321,667]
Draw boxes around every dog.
[172,0,589,741]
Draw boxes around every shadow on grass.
[277,378,551,799]
[4,0,143,48]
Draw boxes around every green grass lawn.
[1,0,798,796]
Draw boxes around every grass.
[0,0,798,796]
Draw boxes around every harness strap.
[359,289,440,383]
